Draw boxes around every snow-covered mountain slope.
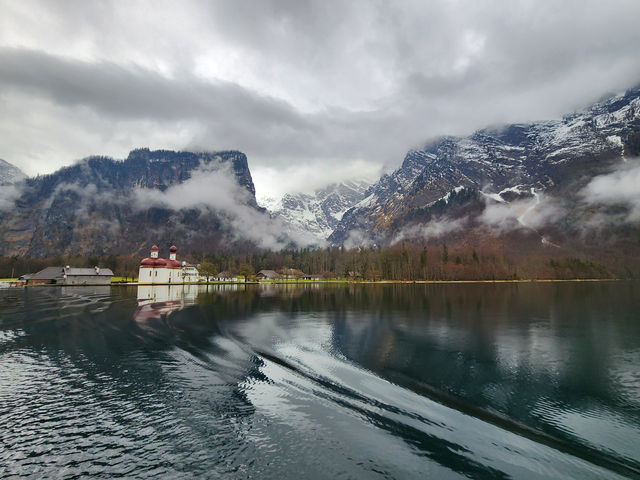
[260,180,371,241]
[330,85,640,246]
[0,159,26,184]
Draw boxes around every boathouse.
[20,266,114,285]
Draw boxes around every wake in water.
[220,312,635,479]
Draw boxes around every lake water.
[1,282,639,479]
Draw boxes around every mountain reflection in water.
[0,282,638,479]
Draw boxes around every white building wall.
[138,267,155,285]
[138,266,192,284]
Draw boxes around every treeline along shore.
[1,243,637,282]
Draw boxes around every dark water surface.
[1,282,639,479]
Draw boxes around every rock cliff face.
[0,158,25,184]
[0,149,263,257]
[260,180,370,241]
[329,85,640,249]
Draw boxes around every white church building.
[138,245,200,285]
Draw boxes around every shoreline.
[1,278,626,288]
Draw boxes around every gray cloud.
[1,0,639,199]
[343,229,376,250]
[253,159,380,201]
[479,190,564,233]
[0,46,406,177]
[18,159,322,249]
[581,159,640,222]
[132,161,321,249]
[0,47,306,132]
[0,182,22,211]
[389,188,567,246]
[391,216,468,245]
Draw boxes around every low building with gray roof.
[20,266,114,285]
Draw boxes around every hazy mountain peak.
[260,179,372,241]
[0,158,26,184]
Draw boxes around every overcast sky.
[1,0,639,200]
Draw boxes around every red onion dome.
[140,258,168,267]
[151,245,159,252]
[169,245,177,253]
[165,259,181,269]
[140,258,153,267]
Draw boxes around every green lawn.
[111,276,138,283]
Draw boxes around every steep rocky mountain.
[330,85,640,252]
[0,148,271,257]
[260,179,370,241]
[0,158,26,184]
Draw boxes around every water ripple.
[1,285,639,479]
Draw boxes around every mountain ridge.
[1,84,639,261]
[329,85,640,249]
[0,158,26,184]
[0,148,268,257]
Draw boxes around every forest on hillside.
[1,242,636,281]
